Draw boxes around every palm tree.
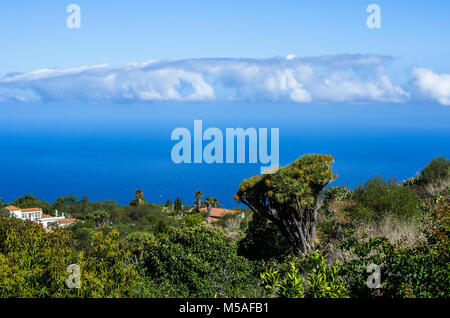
[204,197,219,219]
[194,190,203,211]
[204,197,212,218]
[130,189,147,206]
[135,189,144,204]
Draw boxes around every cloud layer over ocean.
[0,54,449,105]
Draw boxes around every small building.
[3,206,77,228]
[199,207,245,223]
[58,218,78,228]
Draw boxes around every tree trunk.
[242,193,322,255]
[308,193,321,250]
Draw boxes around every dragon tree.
[234,154,337,254]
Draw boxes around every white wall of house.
[4,207,74,229]
[38,216,66,228]
[11,210,22,218]
[21,211,43,222]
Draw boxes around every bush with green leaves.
[184,213,204,226]
[418,156,449,186]
[142,225,263,297]
[339,193,449,298]
[0,216,139,297]
[347,176,421,222]
[402,176,419,187]
[267,262,304,298]
[306,252,350,298]
[70,220,96,252]
[238,212,290,261]
[260,252,350,298]
[76,230,139,297]
[0,216,77,297]
[403,157,450,199]
[123,231,154,262]
[322,186,352,208]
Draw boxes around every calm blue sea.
[0,102,449,208]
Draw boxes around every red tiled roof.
[41,214,53,219]
[4,206,20,211]
[21,208,42,212]
[58,218,77,224]
[199,207,239,218]
[206,217,218,222]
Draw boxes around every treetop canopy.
[234,154,336,205]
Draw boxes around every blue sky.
[1,0,449,72]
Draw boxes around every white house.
[3,206,77,228]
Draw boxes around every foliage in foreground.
[0,216,138,297]
[339,193,450,298]
[347,176,421,222]
[322,186,353,208]
[418,156,450,187]
[142,225,263,297]
[238,212,290,261]
[261,252,349,298]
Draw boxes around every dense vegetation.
[0,155,448,298]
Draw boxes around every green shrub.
[0,216,138,297]
[260,252,350,298]
[70,221,95,252]
[0,216,78,297]
[317,213,345,244]
[418,156,450,186]
[347,176,421,222]
[306,252,350,298]
[322,186,352,208]
[76,230,139,297]
[339,193,450,298]
[143,225,262,297]
[402,176,419,187]
[184,213,204,226]
[238,212,290,261]
[123,231,154,262]
[275,262,304,298]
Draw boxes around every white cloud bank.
[0,54,447,105]
[411,67,450,106]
